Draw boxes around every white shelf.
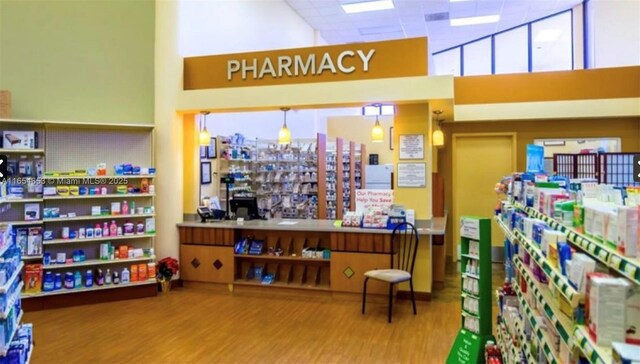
[461,272,480,280]
[0,282,24,319]
[22,255,43,261]
[0,310,24,356]
[44,213,155,223]
[3,221,43,226]
[44,233,155,246]
[0,148,44,154]
[0,198,43,205]
[573,325,612,364]
[43,174,155,181]
[43,256,154,270]
[0,263,24,294]
[43,193,154,200]
[21,279,156,298]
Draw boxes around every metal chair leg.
[362,277,369,314]
[388,283,393,323]
[409,278,417,315]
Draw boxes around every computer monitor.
[230,197,260,220]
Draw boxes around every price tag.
[598,249,608,260]
[610,256,623,270]
[588,244,596,254]
[624,264,636,277]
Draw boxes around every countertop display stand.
[447,217,493,364]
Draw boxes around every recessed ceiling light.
[342,0,394,14]
[450,14,500,26]
[534,29,562,42]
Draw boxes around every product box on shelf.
[24,264,43,294]
[2,131,38,149]
[616,206,638,257]
[588,276,628,346]
[613,342,640,363]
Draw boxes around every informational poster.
[399,134,424,160]
[460,217,480,240]
[526,144,545,173]
[355,189,394,213]
[397,163,426,188]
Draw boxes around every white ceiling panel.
[284,0,583,53]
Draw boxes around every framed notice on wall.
[397,163,426,188]
[399,134,424,160]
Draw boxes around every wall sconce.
[432,110,445,148]
[278,107,291,145]
[199,111,211,146]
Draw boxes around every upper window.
[432,9,574,76]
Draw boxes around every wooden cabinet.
[330,251,391,294]
[180,245,234,283]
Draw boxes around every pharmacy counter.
[177,218,446,297]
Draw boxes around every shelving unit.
[0,263,25,294]
[497,199,640,364]
[1,119,157,309]
[0,149,44,154]
[447,217,493,363]
[0,310,24,356]
[254,138,318,219]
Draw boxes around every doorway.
[452,133,516,261]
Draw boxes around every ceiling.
[284,0,583,53]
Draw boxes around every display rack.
[254,138,318,219]
[217,137,257,208]
[497,199,640,364]
[447,217,493,364]
[1,119,157,308]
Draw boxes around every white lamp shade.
[199,128,211,146]
[371,123,384,143]
[432,129,444,147]
[278,125,291,145]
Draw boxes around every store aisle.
[23,264,503,364]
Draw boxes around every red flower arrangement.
[157,257,179,281]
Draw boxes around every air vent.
[425,12,450,22]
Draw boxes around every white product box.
[111,202,121,215]
[606,211,619,247]
[584,207,595,236]
[626,286,640,345]
[589,277,629,346]
[43,187,57,196]
[91,206,101,216]
[2,131,38,149]
[613,342,640,363]
[541,230,563,257]
[569,253,597,293]
[24,203,40,221]
[617,206,638,257]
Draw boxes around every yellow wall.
[439,117,640,257]
[183,114,198,213]
[393,103,432,220]
[392,103,433,293]
[327,115,394,165]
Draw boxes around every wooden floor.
[24,263,504,364]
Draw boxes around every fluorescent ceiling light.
[342,0,394,14]
[534,29,562,42]
[450,14,500,26]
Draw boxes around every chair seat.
[364,269,411,283]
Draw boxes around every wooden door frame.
[451,132,517,262]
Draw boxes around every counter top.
[177,216,446,236]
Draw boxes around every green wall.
[0,0,154,123]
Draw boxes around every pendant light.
[278,107,291,145]
[199,111,211,146]
[371,114,384,143]
[432,110,445,148]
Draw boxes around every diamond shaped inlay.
[343,266,355,279]
[213,259,223,270]
[191,258,201,269]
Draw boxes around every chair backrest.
[390,222,420,274]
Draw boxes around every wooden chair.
[361,222,420,323]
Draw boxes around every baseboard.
[23,283,157,311]
[397,290,431,301]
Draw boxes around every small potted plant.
[156,257,179,293]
